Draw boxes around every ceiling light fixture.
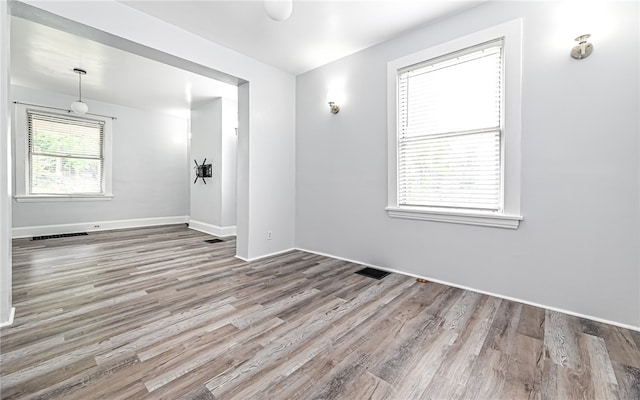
[264,0,293,22]
[70,68,88,114]
[328,102,340,114]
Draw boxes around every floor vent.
[355,267,390,280]
[32,232,88,241]
[204,239,224,244]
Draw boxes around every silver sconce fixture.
[328,102,340,114]
[570,34,593,60]
[70,68,88,114]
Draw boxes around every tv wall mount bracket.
[194,158,213,184]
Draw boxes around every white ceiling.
[10,16,238,119]
[122,0,483,75]
[10,0,483,118]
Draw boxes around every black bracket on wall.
[194,158,213,184]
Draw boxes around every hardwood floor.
[1,225,639,399]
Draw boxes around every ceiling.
[10,16,238,119]
[122,0,483,75]
[10,0,483,119]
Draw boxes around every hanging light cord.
[78,72,82,102]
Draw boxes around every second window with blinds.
[387,19,523,228]
[13,103,113,202]
[28,111,105,195]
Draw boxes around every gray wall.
[0,0,12,325]
[295,1,640,327]
[191,99,223,227]
[190,97,237,231]
[19,0,297,262]
[11,84,190,228]
[220,97,237,228]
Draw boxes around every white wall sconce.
[570,34,593,59]
[327,79,345,114]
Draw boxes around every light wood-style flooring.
[1,225,640,399]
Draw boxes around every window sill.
[15,195,114,203]
[385,206,522,229]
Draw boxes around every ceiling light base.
[264,0,293,22]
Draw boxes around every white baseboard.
[188,220,236,237]
[12,216,189,239]
[0,307,15,328]
[297,247,640,333]
[235,247,296,262]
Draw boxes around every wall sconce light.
[328,102,340,114]
[570,34,593,60]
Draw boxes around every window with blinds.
[27,111,105,195]
[397,39,503,211]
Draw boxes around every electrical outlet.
[267,230,273,240]
[93,225,100,228]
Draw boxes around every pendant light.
[70,68,88,114]
[264,0,293,22]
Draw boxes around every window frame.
[14,103,113,202]
[386,19,523,229]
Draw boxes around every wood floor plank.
[370,287,458,387]
[245,285,429,400]
[205,274,413,398]
[420,296,501,399]
[2,225,639,399]
[612,361,640,400]
[461,347,505,399]
[579,333,621,399]
[544,310,582,369]
[518,304,546,341]
[339,371,395,400]
[27,355,143,400]
[601,326,640,369]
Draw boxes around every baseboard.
[235,247,296,262]
[297,247,640,333]
[0,307,15,328]
[188,220,236,237]
[12,216,189,239]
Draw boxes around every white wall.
[0,0,14,326]
[220,97,237,228]
[295,1,640,327]
[189,97,237,236]
[16,0,296,260]
[11,84,189,233]
[190,99,223,227]
[236,82,250,258]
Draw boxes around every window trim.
[387,19,523,229]
[13,103,113,202]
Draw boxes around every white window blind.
[397,39,503,211]
[28,111,105,195]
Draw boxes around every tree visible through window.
[28,111,105,195]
